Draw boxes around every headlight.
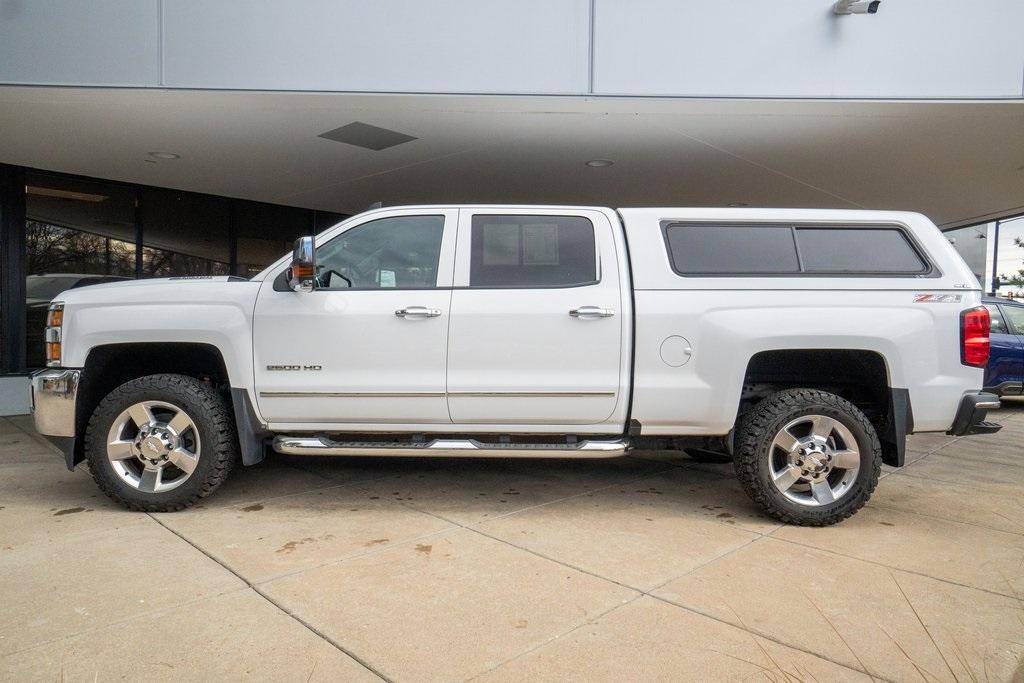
[45,302,64,367]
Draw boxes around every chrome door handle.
[569,306,615,318]
[395,306,441,318]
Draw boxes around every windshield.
[25,275,83,300]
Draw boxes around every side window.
[664,225,799,275]
[314,215,444,290]
[1000,305,1024,334]
[469,215,596,288]
[663,222,930,277]
[795,228,927,274]
[986,305,1008,334]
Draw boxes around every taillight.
[960,306,990,368]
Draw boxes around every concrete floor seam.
[465,593,649,681]
[867,499,1024,538]
[644,592,897,683]
[389,508,864,681]
[767,535,1024,603]
[145,512,393,682]
[0,585,253,660]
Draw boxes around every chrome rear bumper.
[30,368,80,438]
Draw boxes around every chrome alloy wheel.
[106,400,201,493]
[769,415,861,507]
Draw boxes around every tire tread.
[733,388,881,526]
[84,373,237,512]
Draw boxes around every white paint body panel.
[446,207,631,426]
[55,205,983,439]
[619,207,983,434]
[252,207,458,424]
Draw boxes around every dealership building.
[1,0,1023,414]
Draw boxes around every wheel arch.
[71,342,264,468]
[738,348,911,467]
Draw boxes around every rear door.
[990,302,1024,394]
[445,208,627,426]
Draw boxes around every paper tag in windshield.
[379,270,396,288]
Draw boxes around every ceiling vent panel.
[318,121,418,151]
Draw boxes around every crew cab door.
[253,209,457,424]
[446,208,629,426]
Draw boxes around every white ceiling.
[1,86,1022,228]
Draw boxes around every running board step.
[271,436,631,458]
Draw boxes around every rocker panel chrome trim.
[272,435,630,458]
[260,391,615,398]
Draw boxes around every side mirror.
[287,236,315,292]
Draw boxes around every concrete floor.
[1,405,1022,682]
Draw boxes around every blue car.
[983,297,1024,396]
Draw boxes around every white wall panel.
[162,0,590,94]
[594,0,1024,98]
[0,0,159,86]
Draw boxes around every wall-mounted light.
[833,0,880,14]
[585,159,614,168]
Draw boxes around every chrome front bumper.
[30,368,80,438]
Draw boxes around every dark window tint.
[664,225,799,274]
[315,215,444,289]
[796,228,927,273]
[985,305,1008,334]
[470,215,596,287]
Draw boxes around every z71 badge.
[913,294,962,303]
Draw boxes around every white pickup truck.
[31,206,1001,525]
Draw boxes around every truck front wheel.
[733,388,881,526]
[84,374,238,511]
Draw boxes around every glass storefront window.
[16,170,345,371]
[994,217,1024,299]
[24,173,138,369]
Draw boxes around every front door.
[253,209,457,425]
[446,209,627,426]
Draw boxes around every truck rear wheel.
[84,374,237,512]
[733,388,881,526]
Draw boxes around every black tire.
[85,374,237,512]
[733,388,881,526]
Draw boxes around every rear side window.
[664,225,799,274]
[1001,305,1024,334]
[470,215,596,288]
[985,305,1008,334]
[663,223,930,276]
[796,228,927,273]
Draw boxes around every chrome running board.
[271,435,631,458]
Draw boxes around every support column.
[0,164,27,376]
[0,164,29,415]
[134,188,143,278]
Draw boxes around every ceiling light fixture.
[585,159,614,168]
[25,186,108,202]
[147,151,180,160]
[727,202,750,207]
